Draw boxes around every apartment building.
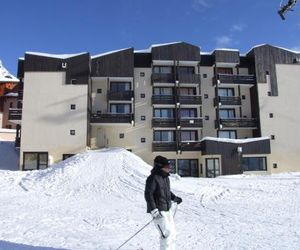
[9,42,300,177]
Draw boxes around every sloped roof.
[0,60,19,82]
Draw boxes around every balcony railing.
[214,96,242,106]
[151,73,174,84]
[152,142,177,152]
[178,74,201,84]
[152,118,176,128]
[107,90,134,101]
[219,118,258,128]
[179,118,203,128]
[152,95,176,105]
[90,113,134,124]
[217,74,256,85]
[8,108,22,121]
[180,141,202,151]
[178,95,202,105]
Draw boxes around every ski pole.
[115,218,153,250]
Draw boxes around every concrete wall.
[257,64,300,173]
[20,72,88,169]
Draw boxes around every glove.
[150,208,163,219]
[174,196,182,204]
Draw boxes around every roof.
[0,60,19,83]
[25,52,88,59]
[91,48,132,59]
[246,44,300,55]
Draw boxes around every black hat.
[154,155,170,168]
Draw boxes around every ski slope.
[0,148,299,250]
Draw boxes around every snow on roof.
[5,92,18,97]
[134,42,185,54]
[201,136,270,144]
[214,48,240,52]
[91,48,132,59]
[134,48,151,53]
[0,60,19,83]
[246,44,300,55]
[25,52,88,59]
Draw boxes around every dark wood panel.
[152,42,201,61]
[91,48,134,77]
[134,53,152,68]
[214,50,240,64]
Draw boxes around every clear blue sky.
[1,0,300,74]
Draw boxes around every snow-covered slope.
[0,60,18,82]
[0,148,299,250]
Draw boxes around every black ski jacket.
[144,167,177,213]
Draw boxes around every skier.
[278,0,298,20]
[144,155,182,250]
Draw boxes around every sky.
[1,0,300,74]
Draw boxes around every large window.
[219,109,236,119]
[110,104,131,114]
[154,108,174,118]
[23,152,48,170]
[153,66,173,74]
[154,131,175,142]
[168,159,177,174]
[218,88,234,97]
[177,66,195,74]
[110,82,131,92]
[180,108,197,118]
[206,158,220,178]
[180,130,198,141]
[218,130,237,139]
[216,67,233,75]
[177,87,196,96]
[178,159,199,177]
[242,157,267,171]
[153,87,173,95]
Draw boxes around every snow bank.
[0,148,299,250]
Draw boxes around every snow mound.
[0,60,19,82]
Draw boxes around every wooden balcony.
[216,74,256,85]
[107,90,134,101]
[152,118,176,128]
[152,95,176,105]
[178,95,202,105]
[180,141,203,151]
[214,96,242,106]
[90,113,134,124]
[152,142,177,152]
[8,108,22,123]
[179,118,203,128]
[151,73,174,84]
[218,118,258,129]
[177,74,201,84]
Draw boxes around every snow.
[91,48,132,59]
[25,52,88,59]
[5,92,18,97]
[201,136,270,144]
[0,148,299,250]
[0,128,16,133]
[0,60,19,83]
[246,44,300,55]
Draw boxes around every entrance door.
[97,128,106,148]
[206,158,220,178]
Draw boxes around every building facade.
[9,42,300,177]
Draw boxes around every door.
[97,128,106,148]
[206,158,220,178]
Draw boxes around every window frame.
[242,157,267,172]
[23,152,48,171]
[178,159,199,177]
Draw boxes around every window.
[140,93,145,98]
[206,158,220,178]
[242,157,267,171]
[141,116,146,121]
[154,131,175,142]
[110,104,131,114]
[6,125,12,129]
[141,138,146,143]
[204,94,209,99]
[218,88,234,97]
[177,87,196,96]
[219,109,235,119]
[63,154,75,160]
[23,152,48,170]
[97,89,102,94]
[216,67,233,75]
[177,66,195,74]
[140,72,145,77]
[180,108,197,118]
[168,159,177,174]
[178,159,199,177]
[110,82,131,92]
[153,66,173,74]
[70,130,75,135]
[154,108,174,118]
[203,74,207,78]
[70,104,76,110]
[218,130,237,139]
[153,87,173,96]
[242,95,246,100]
[119,133,124,139]
[9,102,13,108]
[180,131,197,141]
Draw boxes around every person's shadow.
[0,240,68,250]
